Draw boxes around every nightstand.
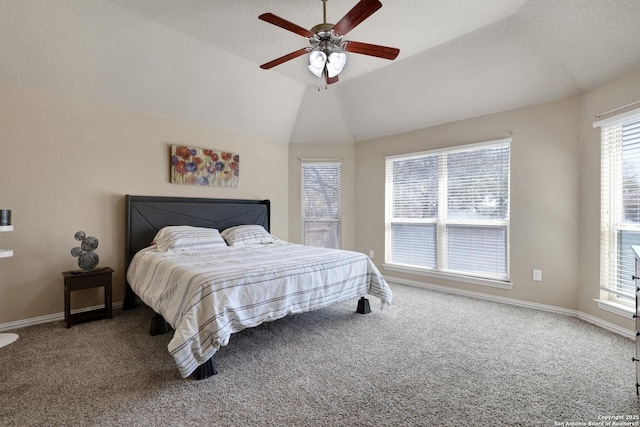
[62,267,113,328]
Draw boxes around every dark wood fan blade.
[343,41,399,60]
[259,13,314,38]
[325,69,339,85]
[260,48,309,70]
[333,0,382,36]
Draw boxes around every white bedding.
[126,240,393,378]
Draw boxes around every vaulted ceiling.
[2,0,640,144]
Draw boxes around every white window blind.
[597,109,640,304]
[301,161,342,249]
[385,139,511,281]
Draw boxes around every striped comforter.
[126,241,393,378]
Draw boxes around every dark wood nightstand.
[62,267,113,328]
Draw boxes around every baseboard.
[386,275,636,340]
[0,301,124,332]
[577,311,635,340]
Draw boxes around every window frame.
[300,160,342,249]
[595,109,640,309]
[384,139,512,287]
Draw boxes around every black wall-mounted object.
[0,210,11,226]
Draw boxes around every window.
[385,139,511,281]
[301,161,342,249]
[596,109,640,306]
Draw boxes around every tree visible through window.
[301,161,341,249]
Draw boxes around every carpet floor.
[0,283,638,426]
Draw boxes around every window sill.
[382,263,512,290]
[595,299,635,319]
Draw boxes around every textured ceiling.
[2,0,640,144]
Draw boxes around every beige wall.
[0,84,289,325]
[4,69,640,332]
[354,96,581,310]
[351,68,640,332]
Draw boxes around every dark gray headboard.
[123,195,270,309]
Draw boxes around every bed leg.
[193,357,218,380]
[356,297,371,314]
[149,313,171,336]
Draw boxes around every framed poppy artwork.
[170,145,239,187]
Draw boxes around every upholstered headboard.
[123,195,270,309]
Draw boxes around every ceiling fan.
[259,0,400,85]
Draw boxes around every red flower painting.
[170,144,239,187]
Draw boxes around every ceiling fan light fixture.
[308,50,327,78]
[259,0,400,85]
[327,51,347,78]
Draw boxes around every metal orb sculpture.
[71,231,99,271]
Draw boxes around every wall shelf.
[0,250,13,258]
[0,225,12,257]
[0,333,18,348]
[0,223,16,348]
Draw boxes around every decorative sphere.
[71,231,100,270]
[70,247,83,257]
[78,252,99,271]
[81,236,99,252]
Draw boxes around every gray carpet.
[1,283,638,426]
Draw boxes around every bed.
[124,195,393,380]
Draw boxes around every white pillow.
[221,225,275,246]
[152,226,227,252]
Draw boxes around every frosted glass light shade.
[308,51,327,78]
[327,52,347,78]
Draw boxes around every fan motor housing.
[309,23,343,53]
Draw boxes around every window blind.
[598,110,640,303]
[301,161,342,249]
[385,140,510,281]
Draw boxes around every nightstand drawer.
[65,272,111,291]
